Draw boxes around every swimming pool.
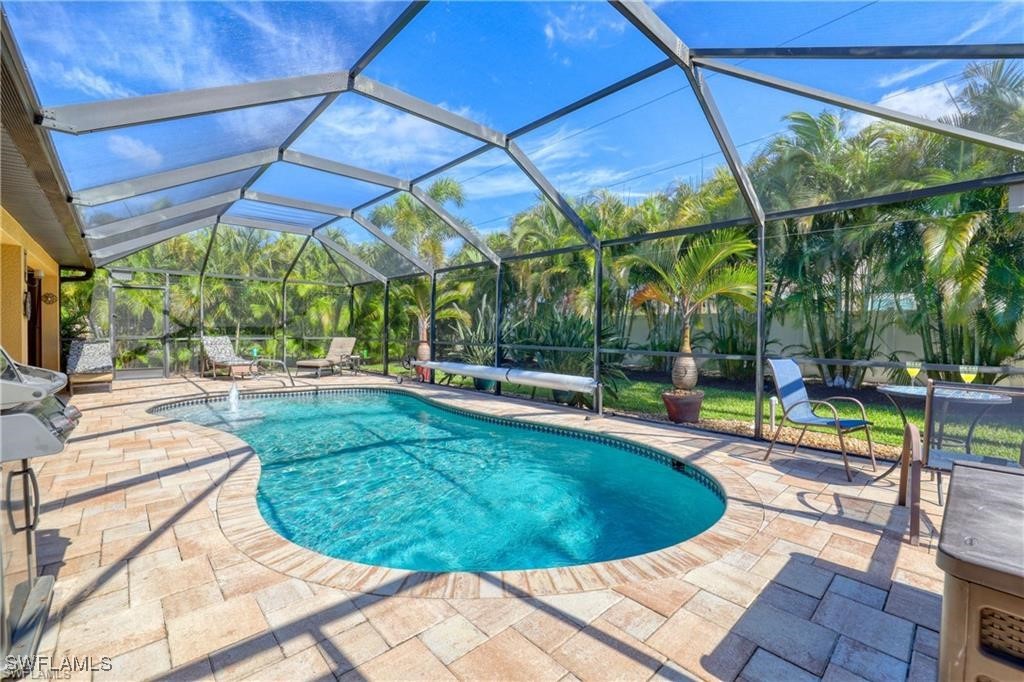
[161,389,725,572]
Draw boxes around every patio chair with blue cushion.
[66,339,114,396]
[764,357,876,481]
[201,336,252,379]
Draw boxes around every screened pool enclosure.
[11,1,1022,442]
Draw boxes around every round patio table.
[875,384,1011,480]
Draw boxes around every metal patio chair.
[763,357,876,481]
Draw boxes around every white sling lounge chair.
[296,337,356,377]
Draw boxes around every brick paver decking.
[36,373,946,681]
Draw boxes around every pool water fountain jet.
[228,383,240,412]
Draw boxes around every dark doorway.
[25,269,42,367]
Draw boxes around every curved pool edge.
[150,383,766,598]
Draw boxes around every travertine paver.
[812,593,915,661]
[739,649,820,682]
[419,614,488,664]
[829,636,909,682]
[732,601,838,675]
[38,374,951,680]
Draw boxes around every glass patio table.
[875,384,1012,480]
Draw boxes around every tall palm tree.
[394,277,471,361]
[370,178,465,269]
[624,229,758,390]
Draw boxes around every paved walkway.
[38,372,946,681]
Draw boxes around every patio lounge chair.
[201,336,251,379]
[763,357,875,481]
[295,337,356,377]
[901,381,1022,544]
[66,339,114,396]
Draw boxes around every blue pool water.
[163,390,725,572]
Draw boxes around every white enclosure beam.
[408,186,501,264]
[315,233,387,283]
[685,69,766,226]
[610,1,764,225]
[242,190,351,218]
[84,190,241,239]
[39,72,349,134]
[689,44,1024,60]
[505,142,600,250]
[353,76,507,147]
[610,0,769,440]
[219,215,315,236]
[92,216,216,265]
[73,148,278,206]
[608,1,689,68]
[282,150,410,190]
[88,205,230,252]
[351,1,429,77]
[350,212,433,274]
[695,58,1024,154]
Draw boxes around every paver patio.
[38,372,947,681]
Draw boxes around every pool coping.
[152,382,766,598]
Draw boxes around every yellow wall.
[0,207,60,370]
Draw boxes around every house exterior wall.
[0,206,60,370]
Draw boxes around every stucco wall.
[0,207,60,370]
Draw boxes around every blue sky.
[6,0,1022,243]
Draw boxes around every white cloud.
[949,1,1018,43]
[50,64,136,99]
[877,82,963,120]
[542,3,626,48]
[106,135,163,170]
[8,0,363,103]
[848,81,963,133]
[874,1,1019,89]
[877,60,948,88]
[291,96,479,177]
[449,123,663,203]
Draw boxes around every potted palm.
[626,229,758,422]
[395,278,470,380]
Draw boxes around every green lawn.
[608,379,917,448]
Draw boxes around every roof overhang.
[1,11,91,268]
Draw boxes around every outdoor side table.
[936,462,1024,680]
[247,357,295,386]
[877,384,1013,484]
[878,384,1012,453]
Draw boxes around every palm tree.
[624,229,758,391]
[394,277,471,362]
[370,178,465,269]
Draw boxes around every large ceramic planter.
[552,389,577,405]
[473,378,496,392]
[415,341,431,381]
[662,390,704,423]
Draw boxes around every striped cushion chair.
[66,339,114,395]
[201,336,251,379]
